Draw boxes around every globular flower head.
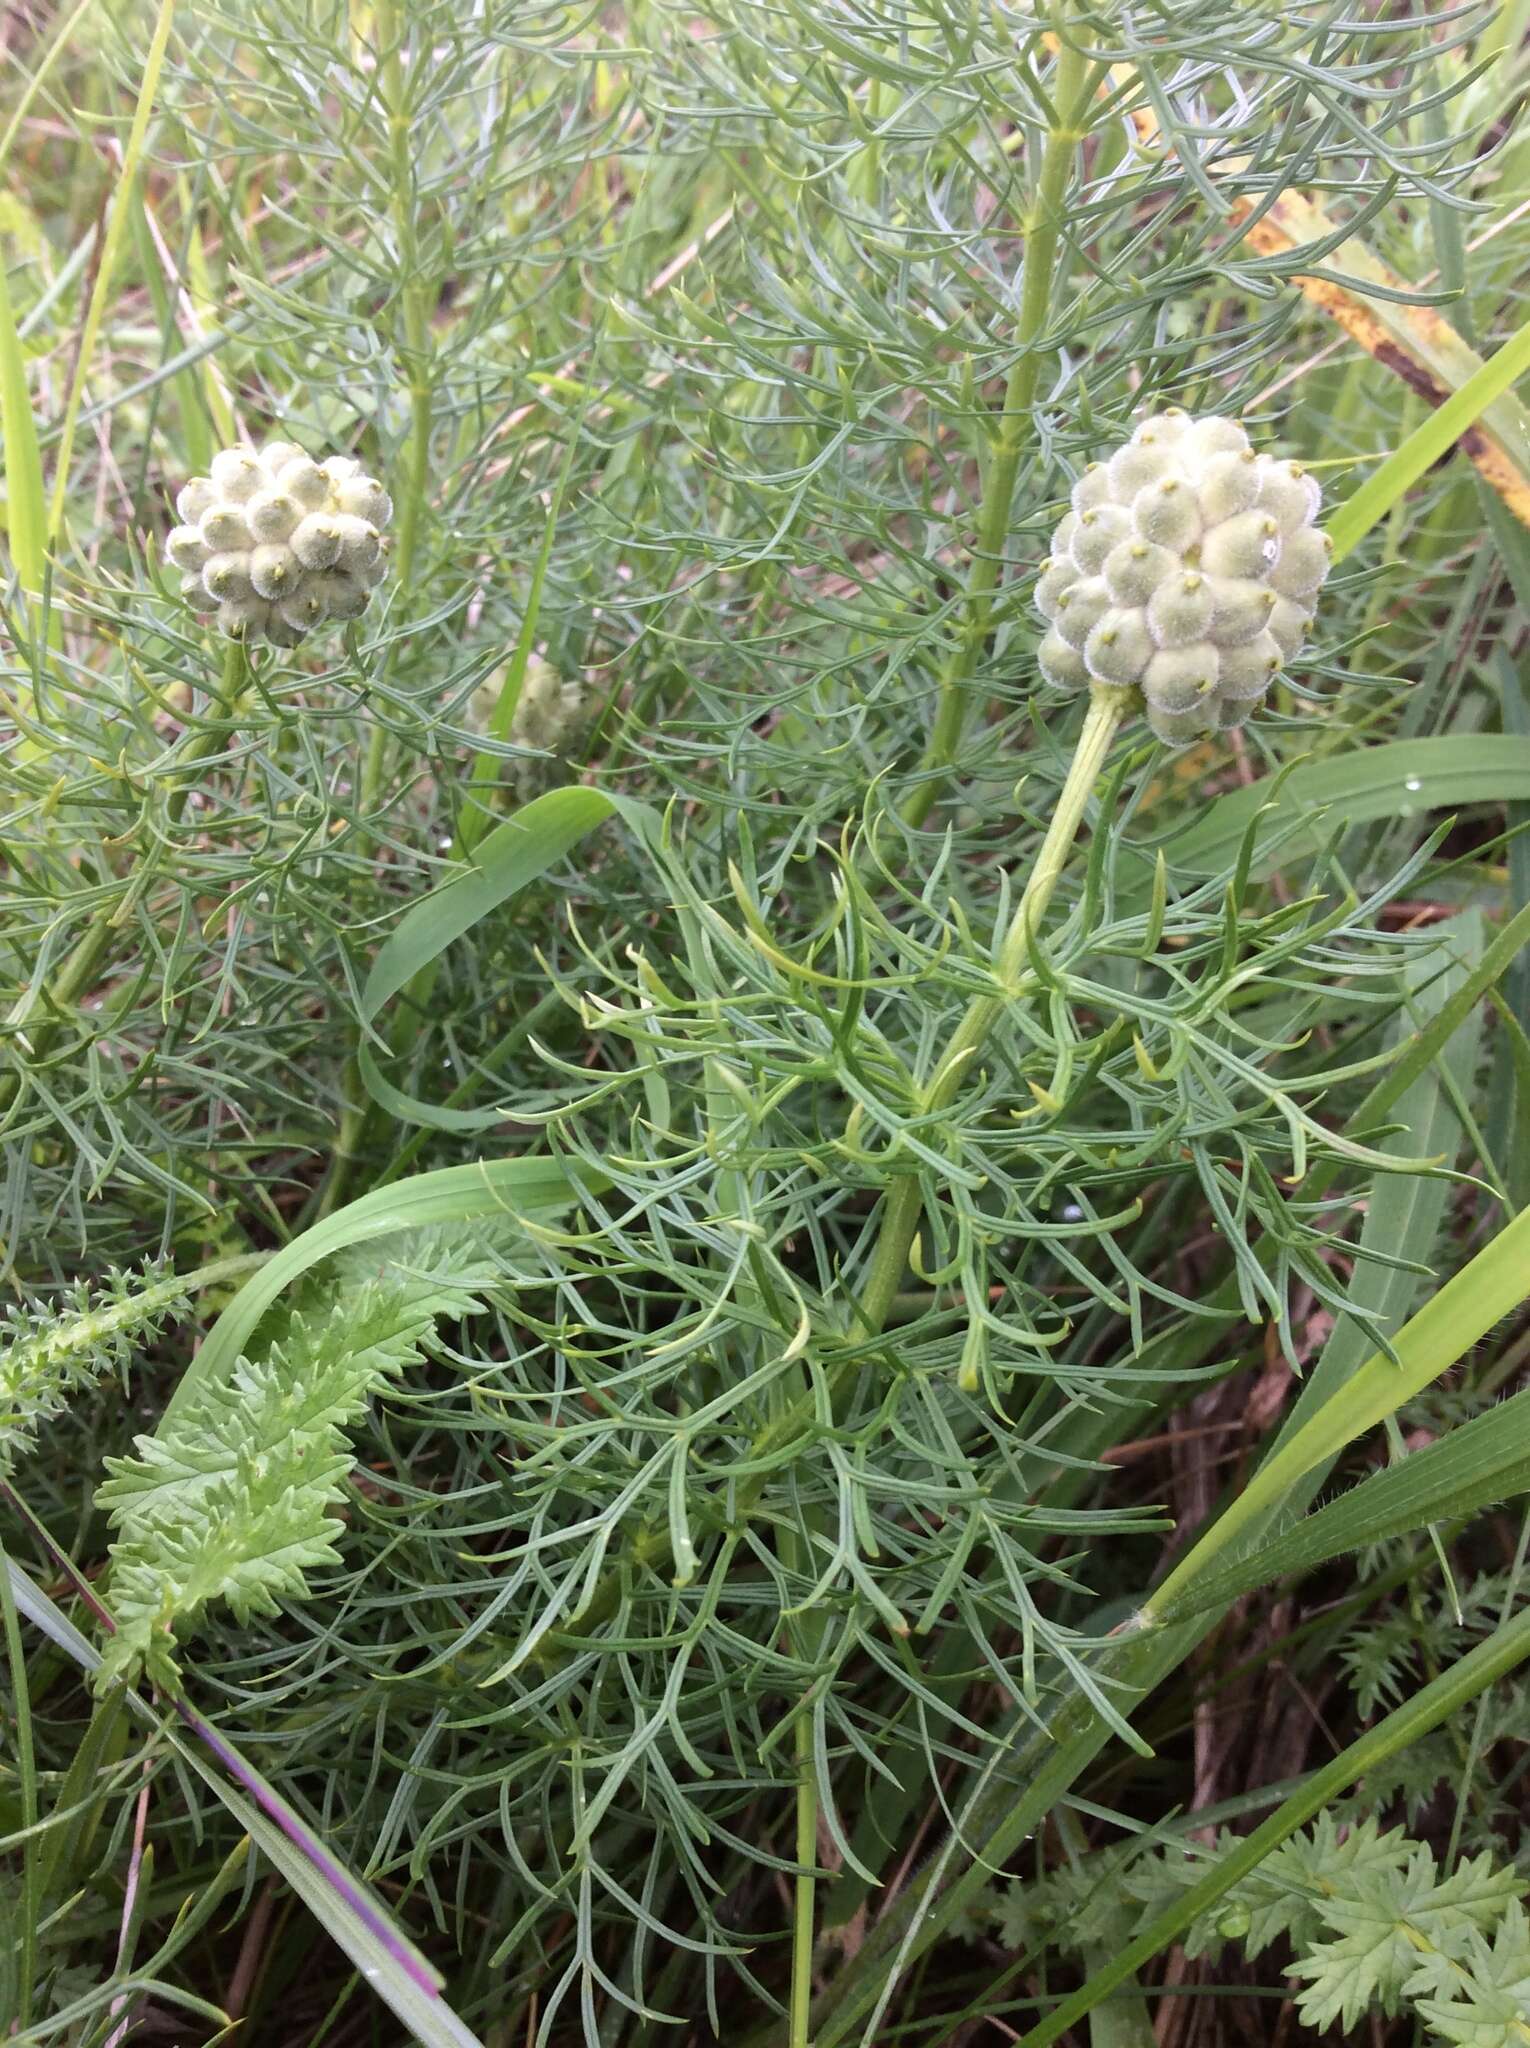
[1034,410,1329,745]
[164,439,392,647]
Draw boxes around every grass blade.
[1145,1205,1530,1623]
[358,788,643,1130]
[160,1153,606,1428]
[4,1551,487,2048]
[1328,311,1530,561]
[1138,735,1530,883]
[1154,1382,1530,1620]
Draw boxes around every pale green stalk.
[901,20,1097,829]
[536,686,1129,1659]
[861,688,1128,1332]
[46,0,176,544]
[791,1693,817,2048]
[322,0,437,1219]
[357,0,434,836]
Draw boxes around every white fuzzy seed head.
[164,438,392,645]
[1034,410,1329,744]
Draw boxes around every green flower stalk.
[164,441,392,647]
[1036,409,1331,745]
[861,413,1331,1334]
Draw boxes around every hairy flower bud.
[468,654,589,793]
[165,525,210,573]
[164,439,391,646]
[1033,411,1328,744]
[202,552,253,603]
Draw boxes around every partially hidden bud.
[1033,410,1329,745]
[163,437,391,647]
[469,653,588,793]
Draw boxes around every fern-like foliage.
[1272,1829,1520,2033]
[1342,1575,1523,1719]
[1417,1904,1530,2047]
[0,1265,191,1482]
[970,1815,1530,2045]
[95,1248,491,1692]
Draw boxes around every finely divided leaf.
[96,1253,490,1690]
[0,1266,192,1482]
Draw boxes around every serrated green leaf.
[98,1256,494,1689]
[1012,1607,1530,2048]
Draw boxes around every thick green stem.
[791,1706,817,2048]
[536,688,1127,1663]
[526,688,1124,2042]
[167,637,249,824]
[356,0,432,846]
[901,24,1094,830]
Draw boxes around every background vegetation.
[3,1,1530,2043]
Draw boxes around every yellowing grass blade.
[0,257,44,600]
[1232,189,1530,528]
[1328,311,1530,559]
[1075,50,1530,531]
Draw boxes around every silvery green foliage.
[0,1266,189,1482]
[1035,411,1331,745]
[163,442,391,647]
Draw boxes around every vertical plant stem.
[167,636,248,823]
[357,0,433,842]
[321,0,436,1220]
[775,686,1125,2039]
[46,0,176,544]
[540,687,1130,1664]
[861,687,1127,1333]
[901,18,1094,830]
[0,1535,38,2029]
[791,1697,817,2048]
[529,688,1129,2048]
